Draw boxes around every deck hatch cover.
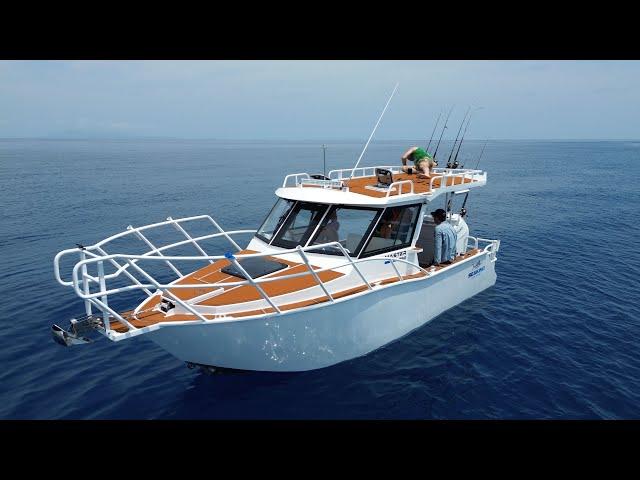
[221,257,288,280]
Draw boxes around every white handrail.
[57,212,498,336]
[282,173,311,188]
[70,236,437,300]
[386,180,414,197]
[70,248,431,302]
[54,215,256,286]
[328,166,401,180]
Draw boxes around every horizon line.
[1,137,639,142]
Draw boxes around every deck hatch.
[221,257,289,280]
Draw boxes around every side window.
[362,204,421,256]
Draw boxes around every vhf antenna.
[446,107,471,168]
[322,144,327,178]
[432,105,454,161]
[348,82,399,179]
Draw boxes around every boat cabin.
[247,166,486,269]
[251,197,421,259]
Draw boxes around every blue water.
[1,138,639,419]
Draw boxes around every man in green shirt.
[401,146,437,179]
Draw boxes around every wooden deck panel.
[108,248,485,333]
[135,249,308,309]
[342,173,474,198]
[110,251,344,331]
[429,248,480,272]
[199,263,343,306]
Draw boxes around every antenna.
[349,82,399,179]
[322,144,327,178]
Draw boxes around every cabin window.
[361,204,421,257]
[271,202,328,249]
[308,206,381,256]
[255,198,296,244]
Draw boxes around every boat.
[52,162,500,372]
[52,84,500,372]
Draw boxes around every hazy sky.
[1,60,638,140]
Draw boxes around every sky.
[0,60,639,140]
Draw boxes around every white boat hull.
[147,252,497,372]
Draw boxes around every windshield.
[308,206,381,256]
[271,202,328,249]
[256,198,295,243]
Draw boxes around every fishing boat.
[51,86,500,372]
[52,163,499,371]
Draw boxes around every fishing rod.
[349,82,399,179]
[452,113,474,168]
[432,105,454,161]
[474,139,488,170]
[446,107,471,168]
[425,110,442,154]
[459,192,470,218]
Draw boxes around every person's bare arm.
[401,146,418,166]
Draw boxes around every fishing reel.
[446,159,460,169]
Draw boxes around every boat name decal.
[468,259,485,278]
[384,250,407,260]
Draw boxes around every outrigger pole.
[432,105,454,161]
[446,107,471,168]
[425,110,442,154]
[349,82,400,179]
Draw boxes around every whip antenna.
[349,82,399,179]
[322,144,327,178]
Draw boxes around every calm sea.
[1,138,639,419]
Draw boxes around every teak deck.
[340,173,475,198]
[108,248,481,333]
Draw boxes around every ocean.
[1,138,639,419]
